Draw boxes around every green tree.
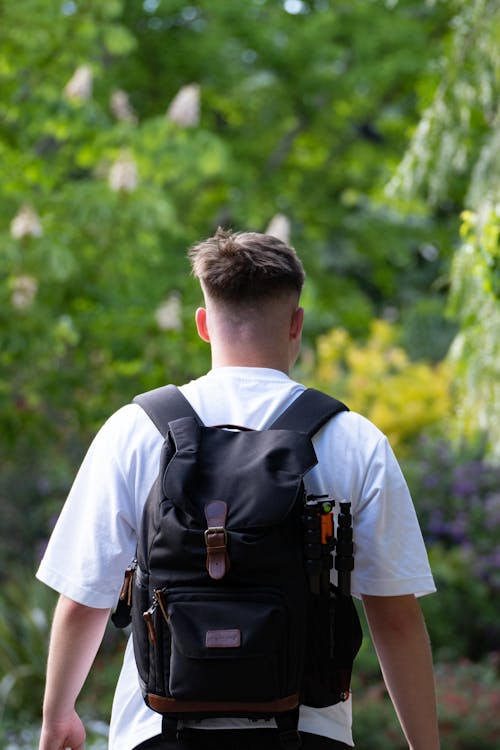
[386,0,500,457]
[1,0,459,566]
[117,0,456,336]
[0,0,225,566]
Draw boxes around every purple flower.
[452,462,486,498]
[423,474,441,489]
[427,509,447,539]
[484,494,500,527]
[448,513,469,544]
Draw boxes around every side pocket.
[131,566,153,692]
[149,597,169,697]
[302,587,363,707]
[329,587,363,701]
[301,592,330,706]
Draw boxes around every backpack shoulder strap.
[133,385,203,437]
[270,388,348,437]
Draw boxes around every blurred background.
[1,0,499,747]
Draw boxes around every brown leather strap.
[147,692,300,714]
[204,500,230,580]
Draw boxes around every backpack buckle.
[204,526,227,545]
[204,501,231,580]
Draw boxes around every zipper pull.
[143,599,157,644]
[119,558,137,606]
[154,588,169,623]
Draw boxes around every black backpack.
[113,385,362,749]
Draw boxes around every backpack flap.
[159,416,203,520]
[163,418,318,528]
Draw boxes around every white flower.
[166,84,200,127]
[110,89,137,124]
[155,292,182,331]
[64,65,93,101]
[265,213,291,243]
[10,205,43,239]
[108,153,138,193]
[10,275,38,309]
[31,607,48,630]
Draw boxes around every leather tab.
[204,501,230,580]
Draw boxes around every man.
[37,228,440,750]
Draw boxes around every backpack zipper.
[119,558,137,606]
[143,586,172,646]
[143,598,158,644]
[154,588,169,623]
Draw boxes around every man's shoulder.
[314,407,389,462]
[94,402,164,456]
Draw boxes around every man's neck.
[211,349,290,374]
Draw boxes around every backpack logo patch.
[205,629,241,648]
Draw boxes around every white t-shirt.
[37,367,436,749]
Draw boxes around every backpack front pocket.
[162,590,287,702]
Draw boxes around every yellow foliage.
[312,320,453,455]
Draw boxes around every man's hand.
[38,596,111,750]
[39,709,86,750]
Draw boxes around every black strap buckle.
[161,715,178,741]
[279,729,302,749]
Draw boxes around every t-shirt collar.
[206,366,292,381]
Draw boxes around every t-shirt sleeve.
[351,433,436,599]
[36,405,158,608]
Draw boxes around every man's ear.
[290,306,304,340]
[195,307,210,343]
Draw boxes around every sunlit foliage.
[313,319,453,454]
[387,0,500,456]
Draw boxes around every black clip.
[279,729,302,749]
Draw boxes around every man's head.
[188,228,306,372]
[188,227,305,305]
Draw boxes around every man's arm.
[362,593,440,750]
[39,595,111,750]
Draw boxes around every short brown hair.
[188,227,305,304]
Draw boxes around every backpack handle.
[210,424,254,431]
